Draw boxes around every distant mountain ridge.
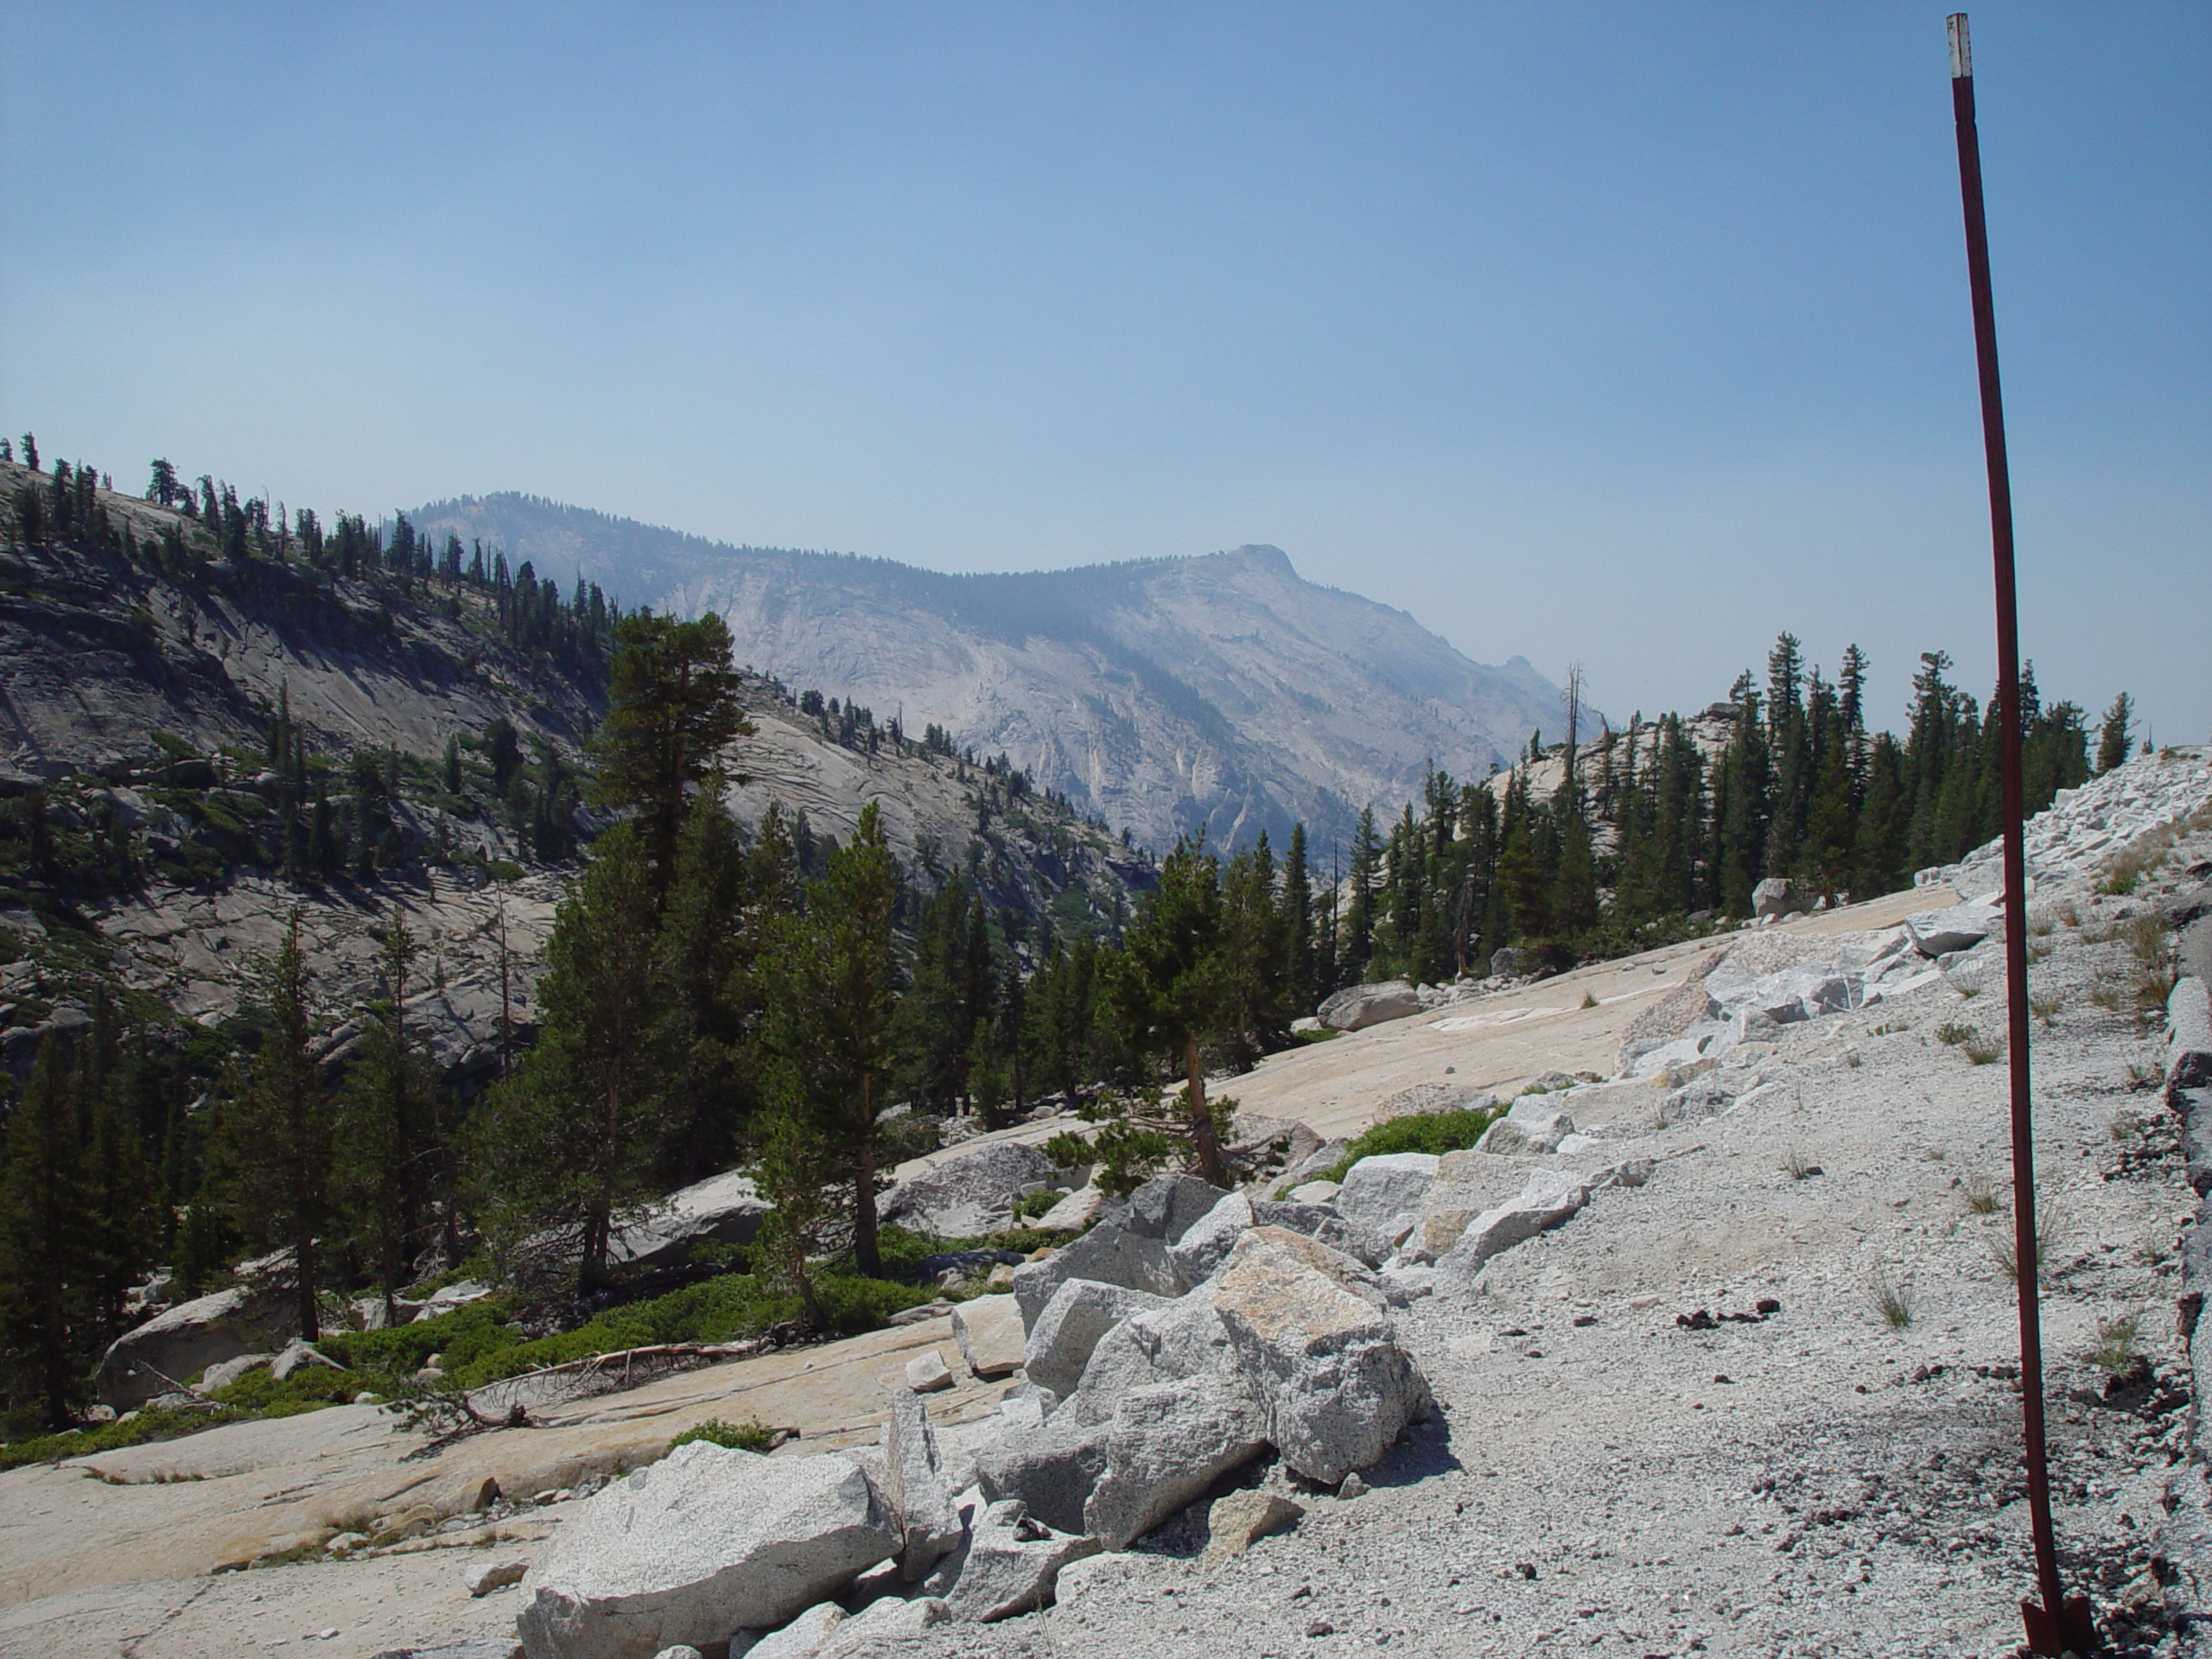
[410,493,1580,850]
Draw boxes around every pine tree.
[1802,733,1857,903]
[1549,804,1599,938]
[753,803,903,1277]
[217,912,332,1340]
[1281,823,1314,1017]
[1714,679,1770,916]
[591,612,753,902]
[1853,734,1911,895]
[1220,831,1284,1071]
[75,997,155,1349]
[0,1045,87,1427]
[2095,692,2134,776]
[335,908,439,1316]
[653,782,762,1182]
[1107,834,1232,1186]
[1343,806,1382,978]
[899,874,981,1116]
[467,827,675,1288]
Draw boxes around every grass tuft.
[2128,914,2176,964]
[1871,1273,1915,1331]
[1961,1174,2003,1215]
[1989,1205,2063,1286]
[2087,1312,2142,1376]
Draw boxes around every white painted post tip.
[1948,14,1972,79]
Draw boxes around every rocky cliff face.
[410,495,1577,851]
[0,464,603,786]
[0,464,1146,1084]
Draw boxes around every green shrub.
[435,1268,942,1390]
[202,1365,360,1417]
[1322,1103,1503,1183]
[671,1416,776,1453]
[0,1402,247,1471]
[1012,1189,1060,1223]
[320,1297,522,1378]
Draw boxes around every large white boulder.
[1011,1224,1185,1331]
[880,1387,963,1582]
[815,1596,949,1657]
[1333,1153,1439,1255]
[1400,1150,1547,1265]
[96,1280,296,1409]
[270,1337,344,1382]
[1084,1375,1269,1549]
[1434,1170,1591,1282]
[945,1498,1102,1622]
[1904,902,2001,958]
[1473,1100,1576,1156]
[734,1600,843,1659]
[878,1142,1058,1239]
[607,1170,767,1272]
[1208,1228,1429,1485]
[1104,1173,1232,1243]
[1023,1279,1169,1399]
[514,1442,897,1659]
[2171,977,2212,1090]
[972,1411,1113,1535]
[1031,1185,1105,1233]
[1751,876,1805,920]
[1167,1192,1255,1285]
[1317,980,1423,1032]
[1059,1287,1242,1427]
[949,1294,1026,1380]
[197,1351,273,1392]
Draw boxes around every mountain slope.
[0,461,1147,1065]
[410,494,1576,850]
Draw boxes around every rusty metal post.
[1946,15,2099,1655]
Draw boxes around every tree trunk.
[792,1255,828,1330]
[1185,1039,1228,1186]
[581,1196,609,1292]
[854,1127,880,1279]
[296,1228,319,1343]
[41,1281,72,1430]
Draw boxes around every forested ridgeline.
[1322,634,2133,985]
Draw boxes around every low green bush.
[671,1416,776,1453]
[202,1365,361,1417]
[319,1297,521,1378]
[1321,1103,1504,1183]
[0,1402,248,1471]
[1011,1189,1059,1223]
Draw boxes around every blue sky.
[4,3,2204,742]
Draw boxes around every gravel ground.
[896,849,2209,1659]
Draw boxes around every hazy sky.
[5,3,2205,742]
